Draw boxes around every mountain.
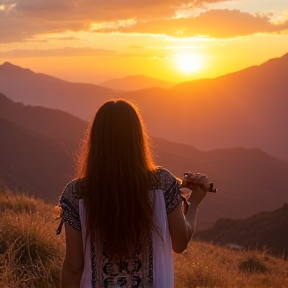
[0,62,117,120]
[99,75,176,91]
[1,94,288,228]
[0,118,74,203]
[194,203,288,257]
[0,93,87,153]
[1,53,287,159]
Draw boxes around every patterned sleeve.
[160,168,182,214]
[59,180,81,231]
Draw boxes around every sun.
[175,53,202,73]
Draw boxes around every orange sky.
[0,0,287,84]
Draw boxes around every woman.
[58,99,209,288]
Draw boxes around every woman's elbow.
[172,242,188,254]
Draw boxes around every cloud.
[0,0,229,42]
[91,9,288,38]
[1,1,287,43]
[0,47,118,57]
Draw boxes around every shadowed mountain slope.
[194,203,288,257]
[0,118,74,203]
[0,93,87,153]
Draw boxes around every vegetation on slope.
[0,186,288,288]
[0,186,65,287]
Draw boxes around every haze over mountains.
[1,53,287,160]
[99,75,176,91]
[1,93,287,229]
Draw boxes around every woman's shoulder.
[149,167,178,191]
[62,178,84,200]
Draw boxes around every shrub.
[238,254,268,274]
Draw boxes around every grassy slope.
[0,187,287,288]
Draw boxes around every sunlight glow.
[174,53,202,73]
[0,3,16,11]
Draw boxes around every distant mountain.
[0,62,117,120]
[1,94,288,228]
[1,54,287,159]
[152,137,288,228]
[0,118,74,203]
[194,203,288,257]
[99,75,176,91]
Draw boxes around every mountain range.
[1,53,287,160]
[1,93,287,228]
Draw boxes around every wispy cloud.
[0,46,166,60]
[91,9,288,38]
[0,47,117,57]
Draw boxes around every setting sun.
[175,53,202,73]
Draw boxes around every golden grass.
[0,187,288,287]
[0,188,65,288]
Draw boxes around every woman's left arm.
[61,223,84,288]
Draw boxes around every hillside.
[99,75,176,91]
[195,204,288,258]
[0,118,74,202]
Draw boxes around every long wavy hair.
[78,99,156,259]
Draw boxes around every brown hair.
[78,99,156,259]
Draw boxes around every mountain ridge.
[195,203,288,257]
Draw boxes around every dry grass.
[174,241,288,288]
[0,188,65,288]
[1,187,288,287]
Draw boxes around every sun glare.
[175,53,202,73]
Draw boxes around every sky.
[0,0,287,84]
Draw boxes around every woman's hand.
[181,173,209,206]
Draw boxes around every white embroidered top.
[59,168,182,288]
